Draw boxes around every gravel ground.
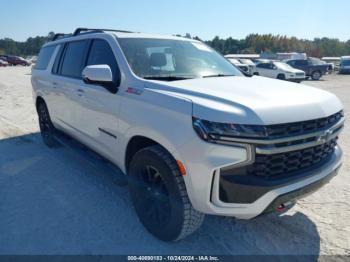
[0,67,349,255]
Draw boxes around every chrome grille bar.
[212,117,344,154]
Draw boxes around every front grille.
[249,138,338,178]
[296,72,305,76]
[264,111,343,139]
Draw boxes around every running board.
[53,131,127,186]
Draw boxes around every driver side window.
[87,39,121,86]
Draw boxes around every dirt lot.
[0,67,349,255]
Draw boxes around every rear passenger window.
[61,40,88,78]
[52,45,65,74]
[86,40,120,84]
[35,45,56,70]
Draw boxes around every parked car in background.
[238,58,256,73]
[285,58,329,80]
[0,59,9,67]
[339,56,350,74]
[253,59,271,64]
[253,61,305,82]
[26,55,38,64]
[322,57,340,71]
[226,57,250,73]
[309,57,334,72]
[5,56,31,66]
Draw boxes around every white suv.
[32,28,344,241]
[253,61,306,82]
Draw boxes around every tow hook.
[276,201,294,212]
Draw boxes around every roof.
[322,57,341,60]
[225,54,260,59]
[45,28,197,48]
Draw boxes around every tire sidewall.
[38,102,58,147]
[128,148,186,241]
[312,71,321,80]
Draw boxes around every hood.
[144,76,343,125]
[288,68,305,74]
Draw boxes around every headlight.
[192,117,268,142]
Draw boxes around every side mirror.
[82,65,117,93]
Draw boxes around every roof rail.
[51,33,72,41]
[73,27,133,36]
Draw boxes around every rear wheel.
[311,70,322,80]
[37,102,59,148]
[128,145,204,241]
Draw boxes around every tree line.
[204,34,350,57]
[1,32,350,58]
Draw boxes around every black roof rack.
[51,33,72,41]
[50,28,133,42]
[73,27,133,36]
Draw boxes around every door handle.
[52,82,58,88]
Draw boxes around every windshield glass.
[274,61,295,71]
[118,38,243,80]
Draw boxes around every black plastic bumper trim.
[219,149,342,204]
[262,165,341,215]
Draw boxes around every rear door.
[256,63,276,78]
[293,60,309,73]
[50,40,90,135]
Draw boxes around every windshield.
[118,38,243,80]
[274,61,295,71]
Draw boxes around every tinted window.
[86,39,120,83]
[52,45,65,74]
[35,45,56,70]
[257,63,272,69]
[295,60,308,66]
[61,40,88,78]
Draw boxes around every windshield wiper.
[202,74,236,78]
[142,75,195,81]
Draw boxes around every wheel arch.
[124,135,178,174]
[277,73,286,79]
[35,96,46,111]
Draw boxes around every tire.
[311,70,322,80]
[37,102,59,148]
[128,145,204,241]
[277,74,286,80]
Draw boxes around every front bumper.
[177,116,344,219]
[262,164,340,215]
[339,69,350,74]
[210,146,342,219]
[287,75,306,82]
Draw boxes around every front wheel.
[128,145,204,241]
[311,71,322,80]
[277,74,286,80]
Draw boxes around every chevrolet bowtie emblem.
[318,130,332,143]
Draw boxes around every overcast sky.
[1,0,349,41]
